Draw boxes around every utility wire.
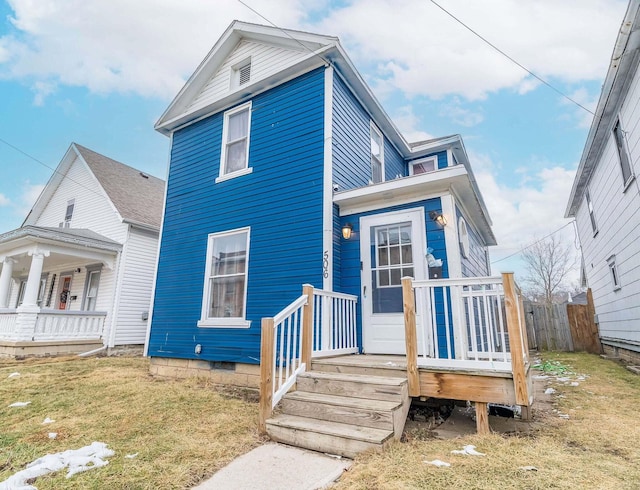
[428,0,595,116]
[0,137,109,201]
[490,221,575,264]
[237,0,332,67]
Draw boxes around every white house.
[0,143,165,358]
[566,0,640,363]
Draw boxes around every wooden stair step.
[266,414,394,459]
[281,391,400,430]
[297,371,407,401]
[312,357,408,378]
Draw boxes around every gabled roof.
[24,143,165,230]
[156,21,494,240]
[566,0,640,217]
[74,144,165,229]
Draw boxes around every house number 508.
[322,250,329,278]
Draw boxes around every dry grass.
[334,352,640,490]
[0,356,261,489]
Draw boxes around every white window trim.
[198,227,251,328]
[409,155,438,176]
[370,122,385,183]
[607,255,621,291]
[585,188,598,237]
[612,118,635,190]
[458,217,470,258]
[217,101,252,183]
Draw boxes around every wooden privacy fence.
[523,289,602,354]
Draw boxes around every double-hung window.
[585,188,597,235]
[199,228,250,328]
[607,255,621,291]
[370,123,384,184]
[217,102,252,182]
[613,119,634,188]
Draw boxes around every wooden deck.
[312,354,524,407]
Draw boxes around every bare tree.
[521,234,578,305]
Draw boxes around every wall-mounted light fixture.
[429,211,447,227]
[342,223,353,240]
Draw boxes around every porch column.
[0,257,16,308]
[20,250,49,308]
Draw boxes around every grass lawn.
[2,353,640,489]
[0,356,261,489]
[335,352,640,489]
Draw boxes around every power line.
[491,221,575,264]
[0,137,107,201]
[428,0,595,116]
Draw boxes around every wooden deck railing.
[402,273,531,408]
[259,285,358,433]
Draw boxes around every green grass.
[0,357,261,489]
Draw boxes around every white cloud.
[0,193,11,206]
[0,0,308,101]
[0,0,627,104]
[471,153,580,281]
[392,105,435,142]
[18,182,45,217]
[439,98,483,127]
[562,87,598,129]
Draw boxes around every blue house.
[147,22,532,451]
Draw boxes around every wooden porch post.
[502,273,530,407]
[301,284,314,370]
[402,277,420,397]
[258,317,275,434]
[475,402,489,435]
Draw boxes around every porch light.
[342,223,353,240]
[429,211,447,227]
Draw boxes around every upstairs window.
[410,156,438,175]
[65,199,75,224]
[370,123,384,184]
[607,255,621,291]
[199,228,251,328]
[613,119,633,188]
[585,188,597,235]
[218,102,252,182]
[231,58,251,88]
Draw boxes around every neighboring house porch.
[0,226,121,358]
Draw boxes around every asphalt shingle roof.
[74,144,165,229]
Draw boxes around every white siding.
[111,227,159,345]
[578,62,640,347]
[32,155,128,243]
[187,40,308,112]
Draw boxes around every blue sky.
[0,0,628,285]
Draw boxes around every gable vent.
[239,63,251,85]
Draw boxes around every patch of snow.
[8,372,20,378]
[384,362,398,366]
[125,453,138,459]
[557,377,571,383]
[424,459,450,467]
[451,445,485,456]
[519,466,538,471]
[558,413,570,419]
[533,375,549,380]
[8,401,31,408]
[48,433,58,439]
[42,418,55,425]
[570,382,579,387]
[0,442,114,490]
[544,388,556,395]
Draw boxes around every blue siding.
[149,68,326,364]
[338,198,451,355]
[384,138,405,180]
[332,73,405,189]
[456,205,490,277]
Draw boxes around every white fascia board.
[566,1,640,217]
[323,66,334,290]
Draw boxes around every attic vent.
[239,63,251,85]
[139,171,149,179]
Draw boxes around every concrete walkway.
[192,443,351,490]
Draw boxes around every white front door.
[360,208,427,354]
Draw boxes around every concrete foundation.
[149,357,260,389]
[603,343,640,365]
[0,340,104,359]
